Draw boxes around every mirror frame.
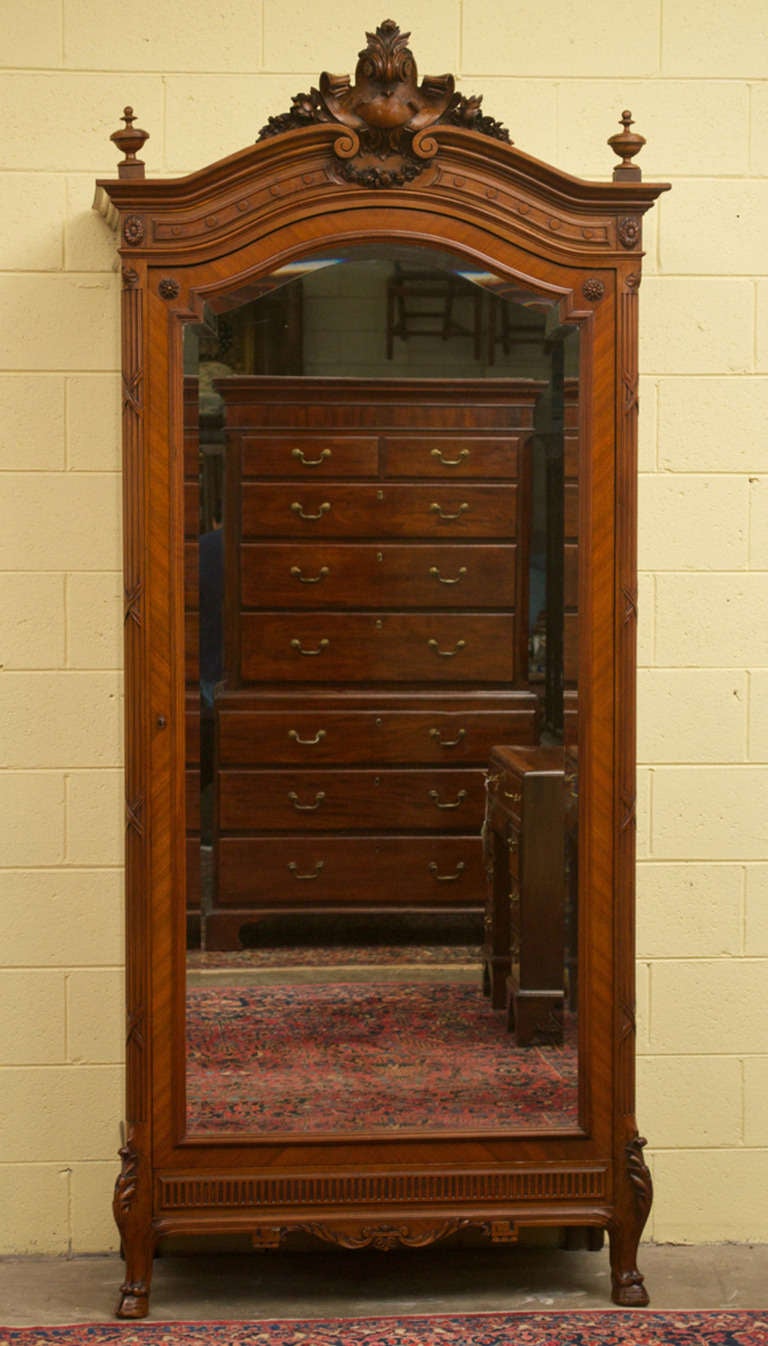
[95,32,668,1317]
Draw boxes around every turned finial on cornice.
[110,106,149,179]
[608,110,646,181]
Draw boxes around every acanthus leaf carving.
[300,1219,469,1250]
[626,1135,653,1227]
[113,1139,140,1221]
[257,20,508,187]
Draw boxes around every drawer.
[240,613,517,683]
[382,435,521,479]
[240,543,517,609]
[218,768,486,832]
[241,484,519,539]
[240,434,379,478]
[218,706,538,766]
[217,835,484,908]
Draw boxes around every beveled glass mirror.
[181,246,581,1137]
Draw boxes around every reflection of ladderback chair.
[386,264,483,359]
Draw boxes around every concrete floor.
[1,1245,767,1324]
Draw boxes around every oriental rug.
[188,944,482,970]
[185,981,577,1133]
[2,1311,767,1345]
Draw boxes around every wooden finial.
[608,110,645,182]
[110,106,149,179]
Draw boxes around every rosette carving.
[583,278,605,302]
[258,20,509,187]
[123,214,145,247]
[618,216,641,249]
[158,277,179,300]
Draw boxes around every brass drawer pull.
[288,790,326,812]
[429,565,467,585]
[292,448,331,467]
[288,860,325,880]
[430,501,469,522]
[429,728,466,748]
[291,638,329,656]
[429,788,467,810]
[291,501,331,521]
[430,448,469,467]
[429,860,466,882]
[428,638,466,658]
[290,565,330,584]
[288,729,326,746]
[504,789,522,803]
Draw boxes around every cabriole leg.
[113,1137,155,1318]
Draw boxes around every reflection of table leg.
[482,827,512,1010]
[506,813,565,1045]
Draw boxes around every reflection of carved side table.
[482,745,566,1045]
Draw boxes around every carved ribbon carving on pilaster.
[258,20,509,187]
[126,795,145,838]
[124,580,143,628]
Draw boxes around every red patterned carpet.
[185,981,577,1133]
[188,944,481,969]
[2,1312,767,1345]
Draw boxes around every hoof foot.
[612,1273,649,1307]
[116,1283,149,1318]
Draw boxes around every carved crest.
[258,19,510,187]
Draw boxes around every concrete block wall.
[0,0,766,1252]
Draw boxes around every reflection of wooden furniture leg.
[482,821,512,1009]
[483,746,566,1046]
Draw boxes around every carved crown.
[258,19,510,188]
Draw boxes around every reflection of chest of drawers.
[207,377,542,949]
[482,745,566,1045]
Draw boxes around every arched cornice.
[95,124,666,270]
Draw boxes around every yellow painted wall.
[1,0,766,1253]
